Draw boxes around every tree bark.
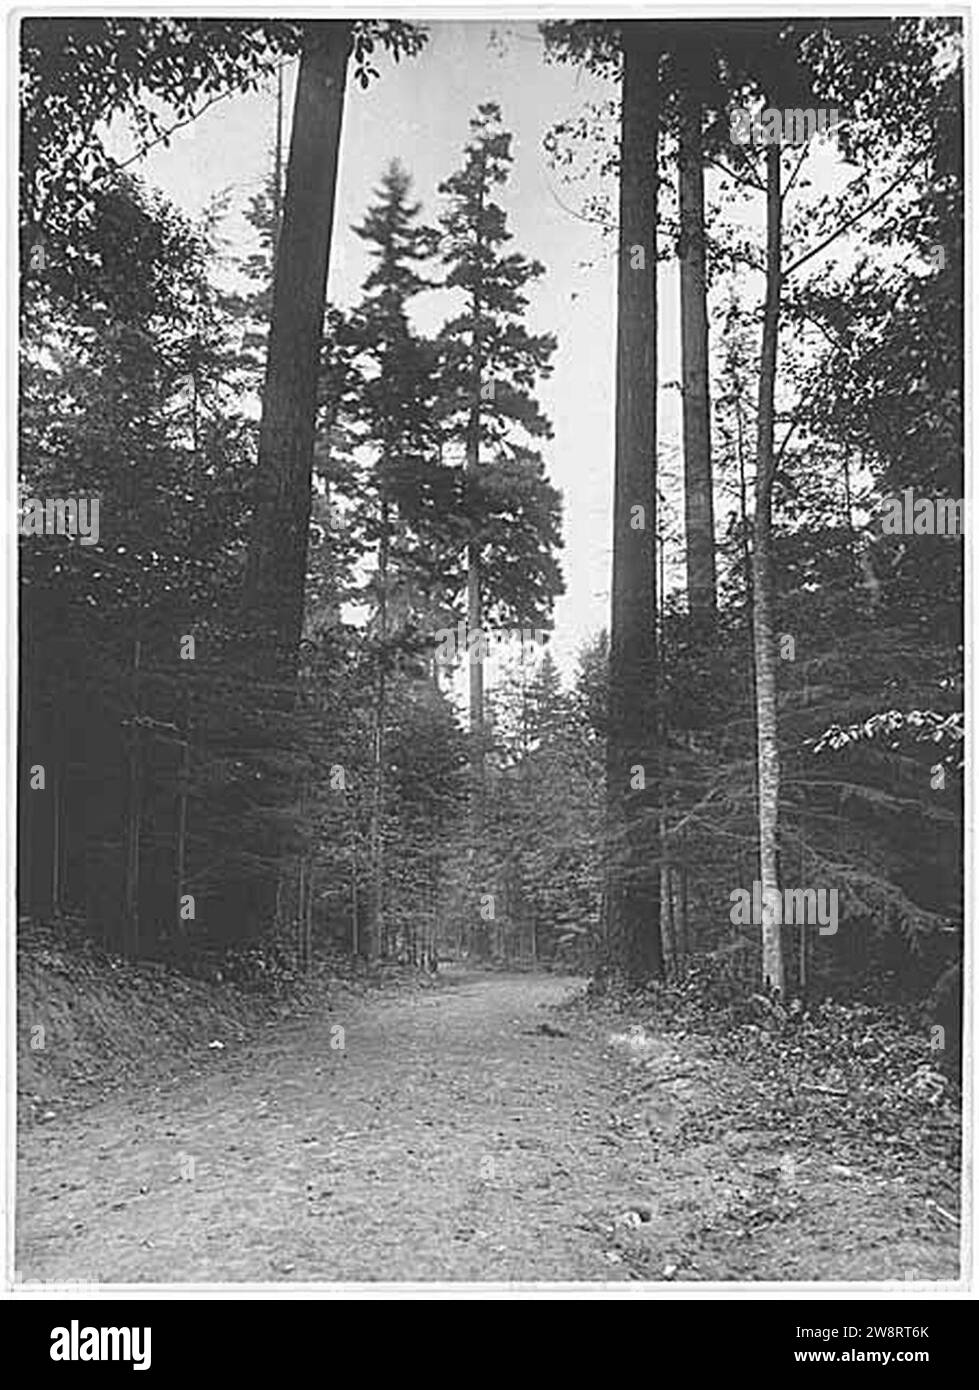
[240,21,350,941]
[175,693,190,936]
[273,61,284,261]
[367,492,390,963]
[752,142,785,994]
[51,703,64,915]
[735,395,757,706]
[305,863,314,973]
[123,637,142,959]
[351,863,359,958]
[677,63,717,620]
[605,23,664,983]
[464,152,487,773]
[678,835,689,962]
[466,157,489,960]
[244,20,352,667]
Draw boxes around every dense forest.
[18,16,962,1048]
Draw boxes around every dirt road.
[16,970,959,1285]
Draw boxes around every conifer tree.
[345,161,442,959]
[436,102,561,842]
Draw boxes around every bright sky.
[107,19,881,684]
[108,20,679,682]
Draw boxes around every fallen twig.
[926,1198,960,1226]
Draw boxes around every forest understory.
[16,932,959,1285]
[16,15,965,1294]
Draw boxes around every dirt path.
[16,970,959,1285]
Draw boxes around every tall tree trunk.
[367,492,390,963]
[51,702,64,916]
[752,143,785,994]
[467,529,483,782]
[842,446,854,535]
[735,395,756,715]
[351,862,359,958]
[19,605,34,916]
[677,67,717,620]
[244,19,352,667]
[297,846,306,968]
[678,833,689,962]
[605,23,664,983]
[659,815,675,975]
[305,863,314,973]
[272,60,284,260]
[123,637,142,959]
[466,155,489,959]
[175,692,190,937]
[467,159,486,774]
[736,398,752,608]
[240,21,350,939]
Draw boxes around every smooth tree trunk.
[677,65,717,620]
[752,142,785,994]
[123,637,142,958]
[244,20,352,666]
[19,607,33,916]
[466,157,489,959]
[367,494,391,963]
[305,863,314,972]
[51,706,63,915]
[351,865,359,958]
[175,694,190,935]
[466,444,483,817]
[678,835,689,962]
[605,23,664,982]
[297,846,306,967]
[466,153,487,791]
[659,815,675,975]
[736,398,752,609]
[735,395,757,703]
[467,526,483,788]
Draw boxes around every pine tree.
[437,101,559,815]
[345,160,442,960]
[437,103,562,957]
